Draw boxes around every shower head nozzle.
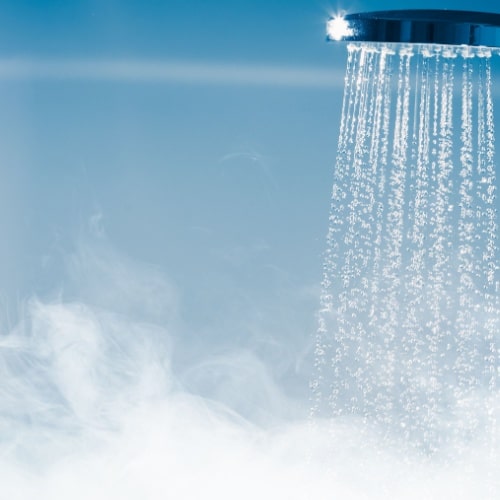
[327,10,500,48]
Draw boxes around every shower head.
[327,10,500,47]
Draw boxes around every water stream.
[312,43,500,455]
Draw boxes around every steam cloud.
[0,223,498,499]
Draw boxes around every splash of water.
[312,43,500,456]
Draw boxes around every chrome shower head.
[327,10,500,47]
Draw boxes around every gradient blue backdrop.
[1,0,499,412]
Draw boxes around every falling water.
[312,43,500,455]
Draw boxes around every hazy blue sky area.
[1,0,500,421]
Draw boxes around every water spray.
[314,9,500,462]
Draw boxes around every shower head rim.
[327,9,500,48]
[345,10,500,26]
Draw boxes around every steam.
[0,226,498,499]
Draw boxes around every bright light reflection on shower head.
[326,16,353,41]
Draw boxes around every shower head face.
[327,10,500,47]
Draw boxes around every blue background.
[1,0,499,415]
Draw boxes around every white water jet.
[312,43,500,464]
